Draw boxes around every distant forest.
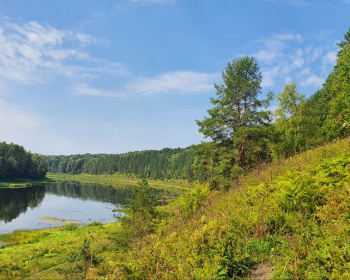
[45,148,194,180]
[0,142,47,180]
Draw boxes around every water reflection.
[46,182,134,204]
[0,182,134,225]
[0,182,181,232]
[0,186,45,223]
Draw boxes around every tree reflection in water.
[0,182,179,224]
[0,186,45,223]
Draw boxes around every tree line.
[192,27,350,189]
[0,142,47,180]
[46,148,194,180]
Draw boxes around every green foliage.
[196,56,272,168]
[191,142,234,189]
[274,82,305,119]
[0,141,47,180]
[57,238,104,279]
[2,138,350,279]
[0,222,121,280]
[270,82,316,159]
[179,183,210,216]
[337,26,350,49]
[197,57,266,143]
[121,179,159,244]
[193,26,350,189]
[194,57,272,189]
[323,43,350,140]
[46,147,194,181]
[111,138,350,280]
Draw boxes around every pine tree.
[196,56,271,167]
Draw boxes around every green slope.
[1,138,350,279]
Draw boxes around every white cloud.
[301,74,324,87]
[261,67,280,87]
[129,71,219,96]
[250,33,304,87]
[254,49,278,62]
[0,20,216,99]
[299,67,311,76]
[310,47,323,61]
[293,57,304,68]
[0,20,128,86]
[322,51,337,65]
[291,49,305,68]
[252,33,303,65]
[247,32,338,91]
[75,83,126,98]
[76,71,219,98]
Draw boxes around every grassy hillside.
[1,138,350,279]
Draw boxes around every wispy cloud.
[300,74,324,87]
[246,32,338,91]
[1,19,215,99]
[129,71,219,96]
[322,51,337,65]
[261,67,280,87]
[76,71,219,98]
[253,33,303,64]
[0,20,128,86]
[75,83,126,98]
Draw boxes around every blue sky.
[0,0,349,155]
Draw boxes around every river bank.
[0,178,52,188]
[47,172,192,191]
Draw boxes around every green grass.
[0,222,121,280]
[2,139,350,279]
[0,177,52,188]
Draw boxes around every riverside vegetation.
[0,27,350,279]
[1,139,350,279]
[0,142,48,188]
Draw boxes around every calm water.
[0,182,134,234]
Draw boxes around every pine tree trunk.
[238,142,245,167]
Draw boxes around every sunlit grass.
[0,178,52,188]
[2,138,350,279]
[0,223,121,280]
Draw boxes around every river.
[0,182,135,233]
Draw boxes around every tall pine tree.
[196,56,271,167]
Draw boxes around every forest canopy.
[0,142,47,180]
[45,148,194,180]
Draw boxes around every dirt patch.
[250,263,273,280]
